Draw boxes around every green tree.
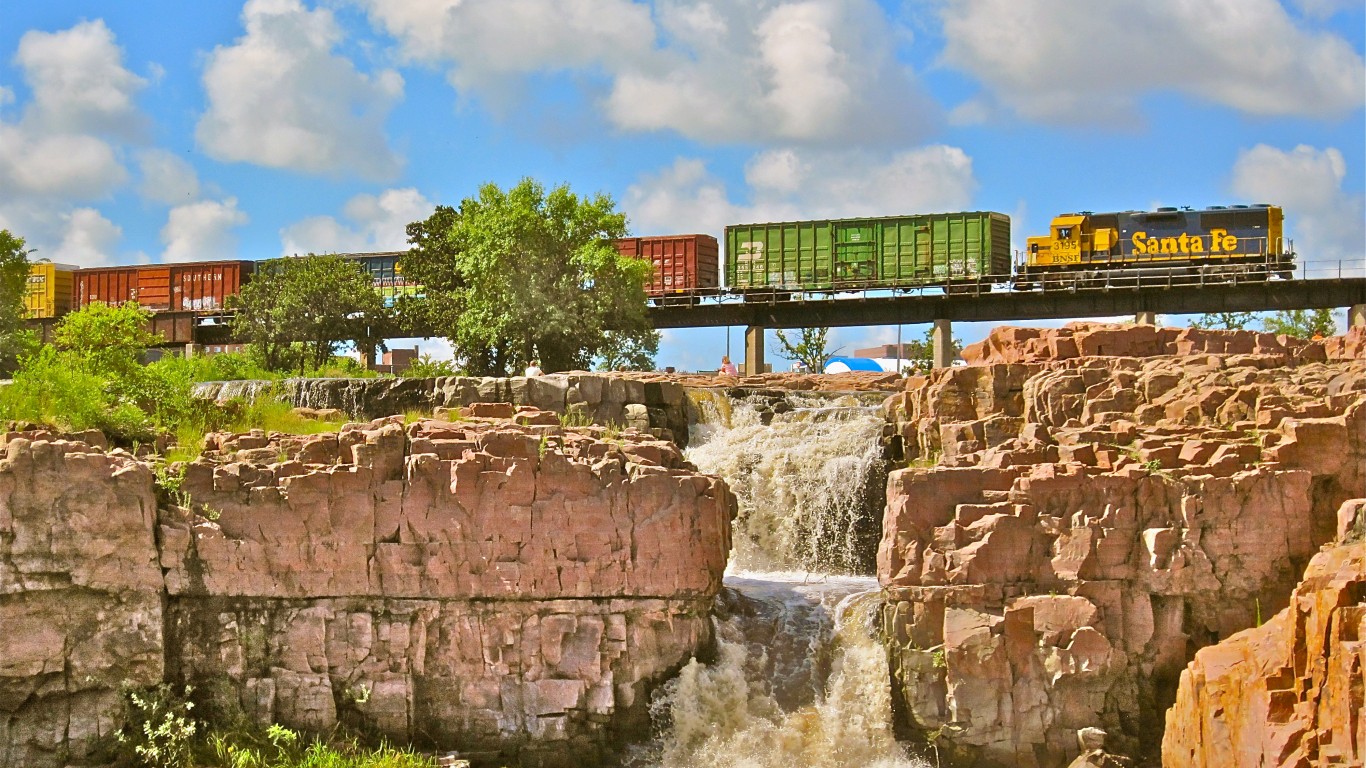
[596,329,661,371]
[775,327,838,372]
[899,327,964,372]
[54,301,159,379]
[1191,311,1256,330]
[1262,309,1336,339]
[0,230,34,375]
[401,179,653,376]
[231,255,390,373]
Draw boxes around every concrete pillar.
[745,325,766,376]
[1350,304,1366,328]
[932,319,953,369]
[1135,311,1157,326]
[184,343,199,358]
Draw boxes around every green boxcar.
[725,211,1011,291]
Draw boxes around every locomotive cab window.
[1058,227,1073,239]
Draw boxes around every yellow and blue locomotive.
[1020,204,1294,287]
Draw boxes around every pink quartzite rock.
[879,334,1366,768]
[0,436,163,768]
[1161,498,1366,768]
[160,417,735,763]
[0,416,736,768]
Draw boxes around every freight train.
[22,204,1294,320]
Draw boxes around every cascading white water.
[686,390,888,574]
[623,389,925,768]
[632,573,929,768]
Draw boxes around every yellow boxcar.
[24,262,76,319]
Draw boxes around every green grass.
[204,727,437,768]
[118,684,439,768]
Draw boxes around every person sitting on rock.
[525,359,544,377]
[720,355,738,376]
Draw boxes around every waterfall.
[630,573,928,768]
[631,389,921,766]
[685,390,889,574]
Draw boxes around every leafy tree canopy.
[775,327,838,372]
[597,329,661,372]
[401,179,654,376]
[1261,308,1337,339]
[1191,311,1256,330]
[231,255,391,372]
[0,230,34,375]
[54,301,159,379]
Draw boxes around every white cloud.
[606,0,933,143]
[137,149,201,204]
[50,208,122,268]
[359,0,653,85]
[359,0,933,144]
[0,21,146,264]
[0,124,128,199]
[13,19,148,138]
[161,198,248,262]
[1230,144,1365,270]
[939,0,1365,123]
[625,145,977,237]
[197,0,404,179]
[0,20,145,203]
[279,187,433,255]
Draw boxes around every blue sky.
[1,0,1363,371]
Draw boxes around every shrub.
[117,683,197,768]
[400,354,459,378]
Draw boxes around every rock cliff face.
[961,323,1364,366]
[1161,498,1365,768]
[879,339,1366,767]
[0,415,734,767]
[195,374,696,446]
[0,436,163,768]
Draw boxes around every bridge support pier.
[1350,304,1366,328]
[745,325,766,375]
[1135,311,1157,326]
[932,319,953,369]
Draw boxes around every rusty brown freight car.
[75,261,254,313]
[613,234,719,298]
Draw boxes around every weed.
[601,421,623,443]
[558,406,594,428]
[931,649,947,669]
[906,450,943,469]
[117,683,197,768]
[345,684,372,706]
[1143,459,1163,472]
[400,355,460,378]
[154,463,191,509]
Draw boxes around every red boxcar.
[75,261,254,312]
[613,234,719,297]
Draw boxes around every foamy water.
[685,391,888,573]
[629,572,929,768]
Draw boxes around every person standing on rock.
[720,355,738,376]
[525,359,544,377]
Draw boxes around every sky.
[1,0,1363,371]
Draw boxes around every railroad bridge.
[26,267,1366,371]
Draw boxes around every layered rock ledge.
[1162,498,1365,768]
[1,414,735,768]
[878,339,1365,767]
